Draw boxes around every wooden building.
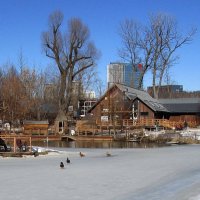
[159,98,200,125]
[88,84,168,126]
[76,84,200,134]
[23,120,49,135]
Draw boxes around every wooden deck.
[97,118,199,129]
[0,134,62,141]
[76,118,199,134]
[61,135,113,141]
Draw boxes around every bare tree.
[93,76,105,98]
[42,11,99,122]
[20,67,47,120]
[0,68,4,120]
[118,20,153,89]
[149,14,196,98]
[0,61,49,126]
[43,64,60,105]
[118,13,196,97]
[0,65,29,127]
[118,20,141,69]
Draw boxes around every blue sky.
[0,0,199,91]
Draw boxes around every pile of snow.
[180,128,200,140]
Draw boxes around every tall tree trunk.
[152,65,158,99]
[59,71,67,113]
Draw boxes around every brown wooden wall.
[91,87,127,121]
[138,100,155,119]
[24,124,49,135]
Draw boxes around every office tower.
[107,62,142,88]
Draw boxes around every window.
[140,112,149,116]
[59,121,64,132]
[59,121,63,127]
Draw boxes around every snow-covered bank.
[1,145,200,200]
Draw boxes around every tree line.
[0,64,50,126]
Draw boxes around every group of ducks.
[60,151,111,169]
[60,152,86,169]
[60,157,70,169]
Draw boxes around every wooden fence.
[76,118,200,133]
[123,118,199,129]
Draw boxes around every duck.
[66,157,70,164]
[80,152,85,157]
[60,162,64,169]
[106,152,111,157]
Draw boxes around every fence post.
[13,137,16,153]
[29,137,32,152]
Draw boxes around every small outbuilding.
[23,120,49,135]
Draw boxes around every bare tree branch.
[118,13,196,97]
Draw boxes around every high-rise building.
[107,62,142,88]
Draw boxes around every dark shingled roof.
[159,98,200,113]
[89,84,168,113]
[116,84,168,112]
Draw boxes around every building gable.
[89,84,168,115]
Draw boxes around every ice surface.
[1,145,200,200]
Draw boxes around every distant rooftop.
[159,98,200,113]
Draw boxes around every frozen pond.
[1,145,200,200]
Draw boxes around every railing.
[123,118,199,129]
[96,119,122,127]
[75,118,199,133]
